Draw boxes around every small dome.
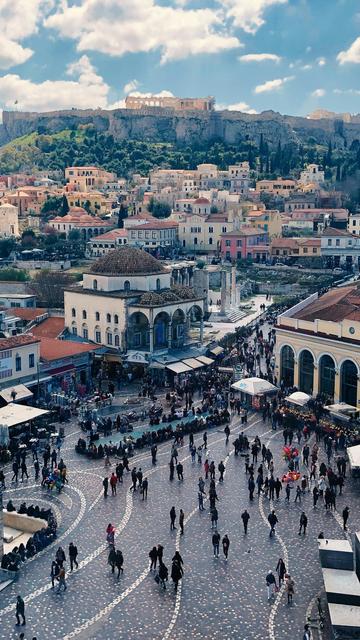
[91,247,166,276]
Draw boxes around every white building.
[86,229,128,258]
[0,203,19,237]
[64,247,205,357]
[300,164,325,185]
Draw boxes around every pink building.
[220,228,269,262]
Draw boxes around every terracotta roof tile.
[31,317,65,339]
[0,334,40,350]
[40,338,99,362]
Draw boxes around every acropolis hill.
[1,106,360,148]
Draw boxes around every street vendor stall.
[325,403,359,423]
[231,377,278,410]
[347,443,360,477]
[285,391,311,407]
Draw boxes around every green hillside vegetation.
[0,126,359,205]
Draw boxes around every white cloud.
[311,88,325,98]
[317,57,326,66]
[220,0,287,34]
[45,0,241,64]
[254,76,294,94]
[0,0,53,69]
[333,88,360,95]
[123,79,140,95]
[301,64,312,71]
[217,101,257,114]
[238,53,281,63]
[0,55,111,112]
[0,35,33,70]
[337,37,360,64]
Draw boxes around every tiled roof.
[0,334,40,350]
[221,227,267,237]
[40,338,99,362]
[293,284,360,322]
[89,229,128,241]
[132,221,178,230]
[271,238,299,248]
[321,227,352,237]
[31,317,65,339]
[7,308,47,322]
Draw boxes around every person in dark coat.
[299,512,308,535]
[343,506,350,531]
[103,477,109,498]
[108,547,116,574]
[179,509,184,535]
[15,595,25,626]
[222,534,230,559]
[115,550,124,578]
[268,510,278,537]
[158,561,168,589]
[149,546,157,571]
[69,542,78,571]
[171,559,183,591]
[241,509,250,534]
[170,506,177,530]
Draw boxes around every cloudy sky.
[0,0,359,117]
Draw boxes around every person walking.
[212,531,220,558]
[56,565,67,592]
[108,546,116,573]
[158,560,168,590]
[110,473,117,496]
[169,458,175,481]
[218,460,225,482]
[15,595,26,626]
[268,510,278,537]
[303,623,312,640]
[69,542,78,571]
[266,570,276,601]
[224,425,230,445]
[115,550,124,578]
[241,509,250,534]
[222,534,230,560]
[20,460,29,482]
[103,476,109,498]
[170,506,177,530]
[313,486,319,508]
[276,558,286,587]
[285,484,291,502]
[286,574,295,605]
[55,546,66,568]
[211,507,218,529]
[198,491,205,511]
[12,460,19,483]
[299,512,308,535]
[176,462,184,481]
[179,509,185,535]
[51,560,60,588]
[294,486,302,503]
[171,558,183,592]
[274,478,282,500]
[149,546,158,571]
[142,477,148,500]
[34,459,40,481]
[342,506,350,531]
[248,476,255,501]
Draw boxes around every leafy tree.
[28,270,75,308]
[68,229,81,242]
[41,196,64,216]
[0,268,28,282]
[84,200,92,214]
[0,237,16,258]
[147,199,171,219]
[117,203,128,228]
[61,195,69,215]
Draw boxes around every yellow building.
[66,191,113,216]
[246,208,282,238]
[276,284,360,405]
[256,179,297,197]
[65,166,116,192]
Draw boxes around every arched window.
[280,345,295,387]
[114,314,119,324]
[156,278,161,291]
[319,355,336,399]
[93,279,98,290]
[340,360,358,406]
[299,350,314,395]
[95,311,100,321]
[124,280,130,292]
[106,331,113,346]
[106,313,111,323]
[114,334,120,347]
[82,310,87,319]
[71,323,77,336]
[82,324,88,340]
[71,308,76,318]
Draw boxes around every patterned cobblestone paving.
[0,409,358,640]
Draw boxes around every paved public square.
[1,402,359,640]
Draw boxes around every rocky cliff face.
[1,107,359,148]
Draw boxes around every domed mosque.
[64,246,205,364]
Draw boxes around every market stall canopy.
[209,346,224,356]
[231,377,278,396]
[196,356,214,366]
[347,443,360,471]
[165,362,192,374]
[285,391,311,407]
[327,403,358,416]
[0,403,48,428]
[182,358,204,370]
[0,384,33,404]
